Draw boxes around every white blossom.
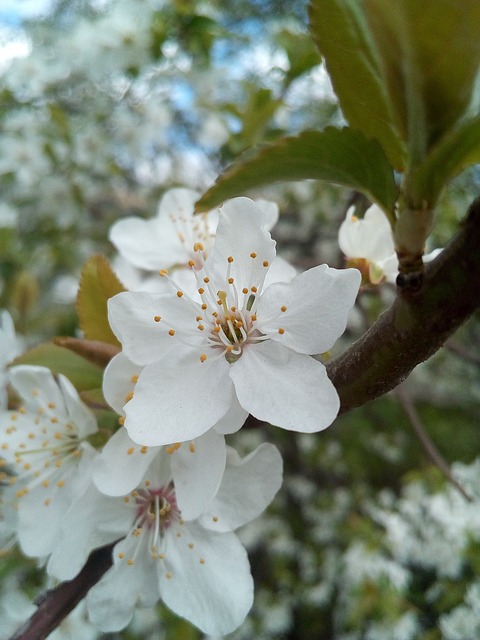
[106,197,360,446]
[48,443,283,636]
[0,366,98,558]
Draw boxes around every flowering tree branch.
[327,195,480,414]
[9,545,114,640]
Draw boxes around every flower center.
[136,484,181,536]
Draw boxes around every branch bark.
[327,195,480,413]
[9,544,114,640]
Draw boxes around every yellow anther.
[250,252,257,258]
[188,260,195,267]
[228,277,234,284]
[168,329,175,336]
[131,374,139,383]
[281,305,287,312]
[214,326,221,334]
[145,480,151,487]
[55,459,62,468]
[231,306,236,312]
[127,559,134,566]
[166,572,172,579]
[118,416,125,426]
[251,286,258,293]
[140,446,148,454]
[263,260,269,267]
[197,324,204,331]
[57,480,65,488]
[159,269,169,277]
[127,447,135,455]
[203,276,210,283]
[28,433,35,440]
[200,354,207,362]
[48,402,56,409]
[278,328,285,335]
[201,303,207,310]
[227,256,234,263]
[199,558,206,564]
[166,445,175,454]
[188,542,194,549]
[242,287,248,294]
[189,442,196,453]
[125,391,134,402]
[196,315,203,321]
[42,480,50,488]
[154,315,161,322]
[193,242,205,252]
[212,311,218,317]
[159,553,165,559]
[124,497,130,503]
[213,516,219,522]
[198,287,205,295]
[19,407,26,414]
[118,552,125,559]
[177,291,183,298]
[44,498,51,506]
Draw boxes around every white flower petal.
[263,255,297,288]
[93,427,161,496]
[57,374,97,438]
[109,215,184,270]
[230,340,339,432]
[212,395,249,435]
[211,198,276,301]
[8,366,67,415]
[256,199,279,229]
[102,352,143,416]
[18,445,97,558]
[200,443,283,532]
[172,430,226,521]
[125,351,234,446]
[108,291,203,366]
[47,481,132,581]
[87,534,160,632]
[160,522,253,635]
[256,265,360,354]
[339,205,395,261]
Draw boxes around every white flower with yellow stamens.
[48,442,283,636]
[0,365,98,558]
[106,197,360,446]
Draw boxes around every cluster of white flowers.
[0,191,361,636]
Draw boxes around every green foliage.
[363,0,480,165]
[197,127,397,215]
[76,255,126,347]
[309,0,406,170]
[11,343,103,391]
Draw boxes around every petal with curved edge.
[108,291,203,366]
[103,352,143,416]
[256,265,360,355]
[125,350,234,446]
[160,523,253,635]
[210,198,276,304]
[172,429,226,521]
[200,443,283,532]
[230,340,340,432]
[93,427,161,496]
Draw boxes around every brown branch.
[327,195,480,414]
[9,544,114,640]
[396,385,473,502]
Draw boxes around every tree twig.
[9,544,114,640]
[395,385,473,502]
[327,196,480,413]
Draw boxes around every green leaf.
[364,0,480,162]
[309,0,406,170]
[196,127,397,215]
[77,255,125,346]
[411,116,480,206]
[11,343,103,391]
